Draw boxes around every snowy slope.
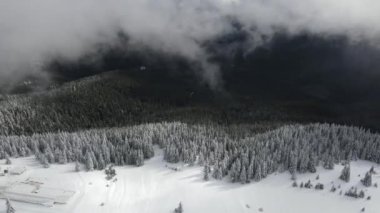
[0,148,379,213]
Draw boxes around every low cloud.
[0,0,379,87]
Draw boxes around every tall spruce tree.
[86,152,94,171]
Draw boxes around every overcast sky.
[1,0,380,86]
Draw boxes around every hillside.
[1,70,379,137]
[0,71,298,136]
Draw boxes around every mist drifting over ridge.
[1,0,380,87]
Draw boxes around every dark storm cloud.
[0,0,380,87]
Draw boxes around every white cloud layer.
[0,0,379,85]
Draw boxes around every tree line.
[0,122,379,183]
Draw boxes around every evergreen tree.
[369,166,375,174]
[212,164,223,180]
[5,155,11,165]
[315,183,324,190]
[291,172,297,181]
[97,154,106,170]
[136,150,144,167]
[42,156,50,168]
[345,187,359,198]
[339,164,350,182]
[307,157,316,173]
[254,164,262,181]
[361,172,372,187]
[6,198,15,213]
[75,161,81,172]
[86,152,94,171]
[304,180,313,188]
[240,165,247,184]
[174,202,183,213]
[323,156,334,170]
[359,190,365,198]
[203,165,210,181]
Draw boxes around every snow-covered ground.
[0,149,379,213]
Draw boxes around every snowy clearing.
[0,149,379,213]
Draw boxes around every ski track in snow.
[0,148,379,213]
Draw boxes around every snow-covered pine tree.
[254,164,262,181]
[5,155,11,165]
[291,172,297,181]
[240,165,247,184]
[203,164,210,181]
[97,154,106,170]
[212,164,223,180]
[85,152,94,171]
[307,155,317,173]
[369,166,375,174]
[6,198,16,213]
[136,150,144,167]
[323,156,334,170]
[315,183,324,190]
[42,155,50,168]
[361,172,372,187]
[58,150,67,164]
[345,187,359,198]
[75,161,81,172]
[304,180,313,188]
[174,202,183,213]
[339,164,350,182]
[359,190,365,198]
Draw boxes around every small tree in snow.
[105,165,116,180]
[345,187,359,198]
[323,157,334,170]
[41,156,50,168]
[75,161,81,172]
[369,166,375,174]
[6,198,15,213]
[304,180,313,189]
[300,182,304,188]
[174,202,183,213]
[240,166,247,184]
[86,152,94,171]
[359,190,365,198]
[291,172,297,181]
[361,172,372,187]
[315,183,324,190]
[203,165,210,181]
[5,155,11,165]
[212,164,223,180]
[339,164,350,182]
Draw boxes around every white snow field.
[0,148,379,213]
